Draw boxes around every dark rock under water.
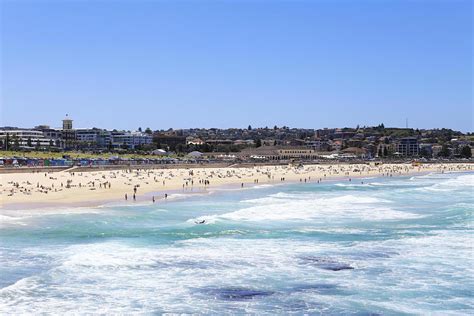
[200,287,274,301]
[299,256,355,271]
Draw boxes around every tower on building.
[63,114,73,130]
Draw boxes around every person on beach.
[125,193,127,200]
[152,196,155,203]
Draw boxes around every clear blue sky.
[1,0,472,131]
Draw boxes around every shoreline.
[1,162,472,211]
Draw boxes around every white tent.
[187,151,203,158]
[151,149,168,156]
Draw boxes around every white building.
[112,131,153,149]
[186,137,204,145]
[0,129,55,148]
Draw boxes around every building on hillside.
[395,137,419,157]
[450,139,473,156]
[333,129,356,139]
[153,133,186,150]
[75,129,100,143]
[305,139,330,151]
[341,147,367,158]
[238,146,321,161]
[432,145,443,157]
[261,139,276,146]
[376,143,394,157]
[330,139,343,151]
[0,129,55,148]
[186,137,204,145]
[233,139,255,146]
[75,129,112,149]
[419,143,433,157]
[112,131,152,149]
[346,139,364,148]
[35,126,62,147]
[316,128,336,138]
[205,139,233,146]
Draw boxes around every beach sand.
[1,162,472,209]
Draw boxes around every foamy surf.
[1,172,472,314]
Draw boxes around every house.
[186,137,204,145]
[330,140,343,151]
[341,147,367,158]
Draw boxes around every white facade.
[0,129,55,148]
[112,131,153,149]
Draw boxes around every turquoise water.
[1,172,473,314]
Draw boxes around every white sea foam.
[6,228,468,314]
[415,173,474,192]
[0,207,111,229]
[191,194,418,223]
[0,239,328,313]
[0,214,22,222]
[1,172,472,314]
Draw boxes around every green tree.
[27,137,32,147]
[460,145,472,158]
[49,139,54,147]
[12,135,20,150]
[439,145,450,157]
[383,147,388,157]
[419,147,430,158]
[255,139,262,147]
[248,125,252,130]
[176,143,186,153]
[5,133,10,150]
[144,127,152,135]
[378,148,383,157]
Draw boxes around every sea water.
[0,172,473,314]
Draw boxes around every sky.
[0,0,472,132]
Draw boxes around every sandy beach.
[1,162,472,209]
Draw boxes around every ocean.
[1,172,473,315]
